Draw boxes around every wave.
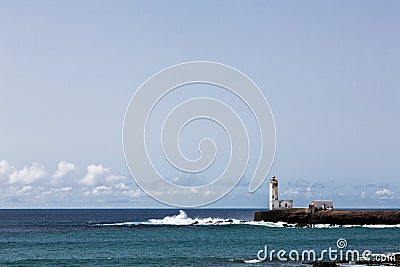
[90,210,292,227]
[145,210,296,227]
[90,210,400,228]
[243,258,262,263]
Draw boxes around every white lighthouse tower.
[269,176,279,210]
[269,175,293,210]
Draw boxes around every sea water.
[0,209,399,266]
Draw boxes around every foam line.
[89,210,400,228]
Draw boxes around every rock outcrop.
[254,209,400,226]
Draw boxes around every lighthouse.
[269,176,278,210]
[269,175,293,210]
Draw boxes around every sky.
[0,1,399,208]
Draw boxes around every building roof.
[310,200,333,205]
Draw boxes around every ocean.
[0,209,399,266]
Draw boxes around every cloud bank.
[0,160,144,208]
[0,159,398,208]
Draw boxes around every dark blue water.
[0,209,399,266]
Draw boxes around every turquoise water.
[0,209,399,266]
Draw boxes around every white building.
[309,200,333,211]
[269,176,293,210]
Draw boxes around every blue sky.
[0,1,399,208]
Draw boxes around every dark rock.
[254,209,400,225]
[295,223,309,228]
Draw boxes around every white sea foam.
[243,258,262,263]
[91,210,292,227]
[93,222,139,226]
[361,224,400,228]
[90,210,400,228]
[144,210,297,227]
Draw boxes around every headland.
[254,208,400,226]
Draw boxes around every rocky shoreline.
[254,209,400,226]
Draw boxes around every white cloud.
[3,159,396,208]
[0,160,15,177]
[105,175,126,184]
[53,161,76,179]
[79,164,109,186]
[373,188,394,200]
[13,185,35,195]
[86,182,144,200]
[129,189,145,198]
[0,159,149,207]
[115,183,127,190]
[60,186,72,192]
[92,185,113,194]
[8,163,47,185]
[79,164,128,187]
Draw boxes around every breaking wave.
[144,210,292,227]
[89,210,400,228]
[90,210,292,227]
